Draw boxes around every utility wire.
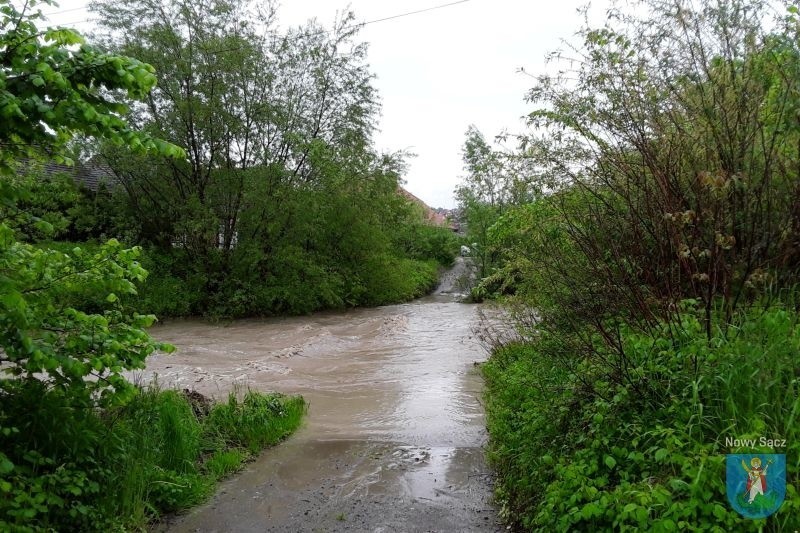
[57,18,98,27]
[41,5,88,16]
[359,0,471,26]
[45,0,474,30]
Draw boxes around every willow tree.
[90,0,430,314]
[515,0,800,339]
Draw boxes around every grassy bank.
[482,304,800,531]
[453,1,800,529]
[0,382,305,531]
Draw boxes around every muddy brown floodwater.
[142,258,502,532]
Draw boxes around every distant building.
[18,157,117,193]
[398,187,457,231]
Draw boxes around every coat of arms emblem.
[726,453,786,518]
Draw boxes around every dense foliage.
[461,0,800,530]
[484,306,800,531]
[1,0,455,525]
[0,0,182,410]
[455,125,536,279]
[3,163,119,242]
[0,0,181,171]
[5,0,459,321]
[0,2,308,529]
[62,0,457,317]
[0,382,304,530]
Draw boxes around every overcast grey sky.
[44,0,605,208]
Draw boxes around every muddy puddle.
[142,258,501,532]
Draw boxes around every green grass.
[205,390,307,453]
[482,304,800,531]
[0,383,305,531]
[203,449,249,480]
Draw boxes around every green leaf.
[44,28,86,45]
[33,218,54,234]
[160,342,177,354]
[0,290,25,312]
[0,453,14,475]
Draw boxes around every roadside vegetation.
[101,0,456,317]
[7,0,459,319]
[0,0,445,529]
[1,382,304,531]
[1,0,457,526]
[459,0,800,530]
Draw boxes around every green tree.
[456,126,542,280]
[0,0,181,172]
[86,0,451,317]
[0,0,182,403]
[470,0,800,338]
[476,1,800,529]
[1,3,184,522]
[91,0,380,256]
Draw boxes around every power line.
[42,0,474,31]
[358,0,472,27]
[58,18,98,27]
[41,5,88,16]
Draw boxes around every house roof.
[398,186,454,229]
[24,157,117,192]
[74,159,117,191]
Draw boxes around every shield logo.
[726,453,786,518]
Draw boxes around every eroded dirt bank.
[141,258,501,532]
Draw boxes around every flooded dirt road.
[142,258,501,532]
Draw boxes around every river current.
[142,258,501,532]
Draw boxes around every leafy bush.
[0,383,305,531]
[460,0,800,530]
[129,244,443,319]
[0,236,173,407]
[5,163,127,244]
[483,305,800,531]
[357,256,439,306]
[132,247,206,317]
[394,223,460,267]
